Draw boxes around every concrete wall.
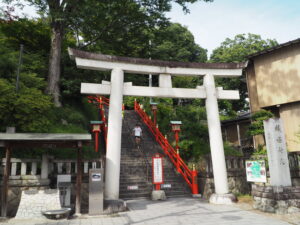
[280,102,300,152]
[246,43,300,151]
[253,44,300,108]
[198,176,251,200]
[246,63,260,112]
[0,180,89,217]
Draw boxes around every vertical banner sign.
[245,160,267,183]
[264,118,292,186]
[152,154,164,188]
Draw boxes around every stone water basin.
[42,208,72,220]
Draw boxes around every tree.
[248,110,274,137]
[151,23,207,63]
[210,33,278,113]
[2,0,212,107]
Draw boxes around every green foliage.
[223,142,242,156]
[248,110,274,136]
[252,144,267,156]
[151,23,207,63]
[211,33,278,113]
[0,77,53,132]
[210,33,277,63]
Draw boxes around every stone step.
[119,110,192,199]
[119,192,151,199]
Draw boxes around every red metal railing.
[134,100,198,194]
[88,96,110,144]
[88,96,198,194]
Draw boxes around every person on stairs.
[132,123,142,149]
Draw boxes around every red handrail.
[88,96,198,194]
[134,100,198,194]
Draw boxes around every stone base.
[104,200,127,214]
[192,194,202,198]
[252,184,300,214]
[151,190,167,201]
[209,193,237,205]
[15,189,61,219]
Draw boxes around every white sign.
[161,184,172,188]
[127,185,138,190]
[91,173,101,182]
[153,157,163,184]
[245,160,267,183]
[264,118,291,186]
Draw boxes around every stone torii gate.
[69,48,246,204]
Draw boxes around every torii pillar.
[105,68,124,199]
[204,74,235,203]
[68,48,246,203]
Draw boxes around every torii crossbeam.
[69,48,247,204]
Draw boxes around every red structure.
[88,97,199,195]
[152,153,164,190]
[170,121,182,152]
[134,99,198,194]
[88,96,109,146]
[90,121,103,152]
[150,102,158,126]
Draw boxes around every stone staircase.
[119,110,191,199]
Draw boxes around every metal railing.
[134,100,198,194]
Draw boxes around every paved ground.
[0,198,298,225]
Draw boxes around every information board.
[245,160,267,183]
[152,155,164,184]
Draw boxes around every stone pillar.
[31,162,37,175]
[76,147,82,214]
[105,68,124,200]
[41,154,49,179]
[204,74,236,204]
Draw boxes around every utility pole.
[149,40,152,103]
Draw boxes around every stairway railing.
[88,96,198,194]
[134,100,199,194]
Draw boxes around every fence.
[0,156,103,180]
[200,152,300,178]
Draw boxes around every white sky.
[2,0,300,57]
[166,0,300,56]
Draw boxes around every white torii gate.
[69,48,246,204]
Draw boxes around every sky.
[2,0,300,57]
[166,0,300,56]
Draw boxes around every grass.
[237,194,253,204]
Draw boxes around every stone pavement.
[0,197,297,225]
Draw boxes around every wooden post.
[191,164,198,195]
[1,146,11,217]
[76,142,83,214]
[176,149,180,172]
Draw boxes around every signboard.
[127,185,139,190]
[264,118,291,186]
[152,154,164,184]
[245,160,267,183]
[161,184,171,189]
[91,173,102,182]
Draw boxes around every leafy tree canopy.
[210,33,278,114]
[210,33,278,63]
